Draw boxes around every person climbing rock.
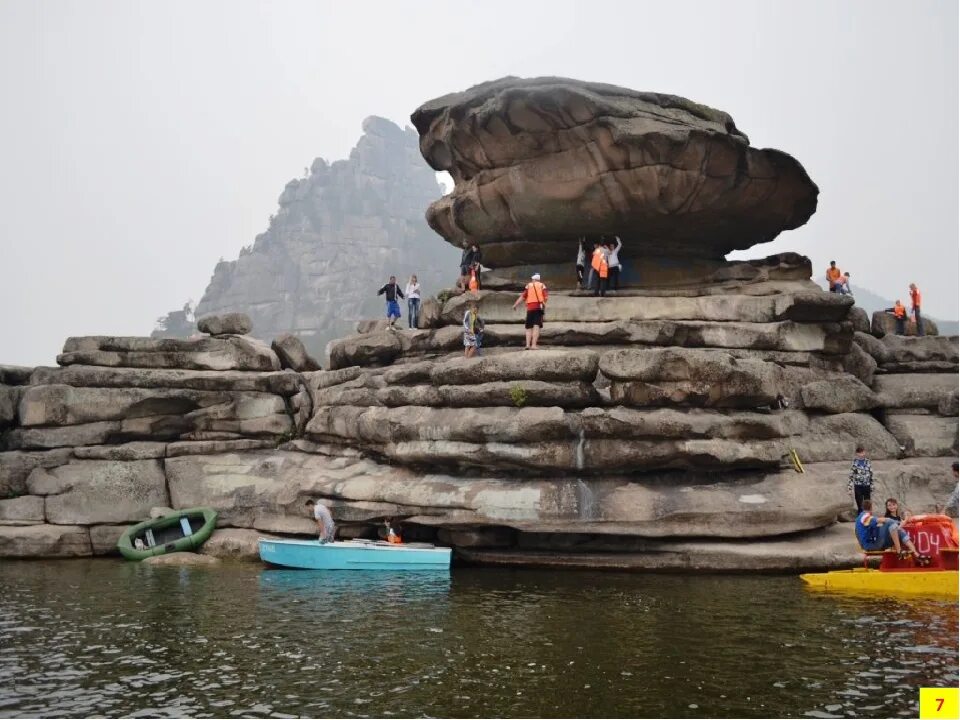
[909,282,923,336]
[513,273,548,349]
[463,301,485,358]
[839,272,852,296]
[886,300,907,335]
[826,260,843,293]
[606,236,623,290]
[377,275,404,328]
[405,274,421,329]
[847,445,874,513]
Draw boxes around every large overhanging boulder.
[411,76,818,268]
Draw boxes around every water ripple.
[0,561,955,718]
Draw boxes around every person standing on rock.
[936,461,958,517]
[847,445,875,513]
[377,276,405,328]
[305,499,336,544]
[826,260,843,293]
[605,236,623,291]
[886,300,907,335]
[463,301,485,358]
[513,273,548,349]
[591,241,609,297]
[909,283,923,336]
[458,242,482,292]
[405,275,421,329]
[576,237,588,288]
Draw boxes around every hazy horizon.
[1,0,957,366]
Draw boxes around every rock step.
[441,290,853,325]
[305,405,898,472]
[29,365,303,395]
[328,321,853,369]
[456,524,861,573]
[58,335,280,372]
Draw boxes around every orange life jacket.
[910,287,921,309]
[387,532,402,544]
[826,267,842,285]
[591,248,603,271]
[893,302,906,319]
[525,281,547,309]
[468,268,479,292]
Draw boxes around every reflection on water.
[0,560,956,718]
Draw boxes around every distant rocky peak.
[153,115,457,359]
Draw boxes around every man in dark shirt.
[458,243,482,291]
[377,276,404,328]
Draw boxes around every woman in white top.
[606,236,623,290]
[575,237,587,288]
[405,275,421,329]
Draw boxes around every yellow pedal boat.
[801,567,958,597]
[801,514,959,598]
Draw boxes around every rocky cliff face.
[2,78,956,569]
[155,116,459,358]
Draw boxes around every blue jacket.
[855,511,880,549]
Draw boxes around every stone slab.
[43,460,170,525]
[0,524,92,557]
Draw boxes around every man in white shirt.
[305,499,336,543]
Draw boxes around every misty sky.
[1,0,956,367]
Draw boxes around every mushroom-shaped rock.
[411,76,818,269]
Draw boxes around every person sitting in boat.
[855,499,919,558]
[384,519,403,545]
[883,498,910,523]
[305,499,336,544]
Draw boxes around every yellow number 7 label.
[920,687,959,719]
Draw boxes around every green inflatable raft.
[118,507,218,561]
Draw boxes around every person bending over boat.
[305,499,336,544]
[855,499,918,558]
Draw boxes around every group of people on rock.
[577,236,623,296]
[826,260,924,336]
[376,275,423,329]
[847,444,958,558]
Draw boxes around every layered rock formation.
[411,76,818,287]
[3,78,957,571]
[154,116,459,358]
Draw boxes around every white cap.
[532,273,541,280]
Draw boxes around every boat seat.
[180,517,193,537]
[145,528,156,548]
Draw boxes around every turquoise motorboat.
[258,538,452,571]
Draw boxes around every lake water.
[0,560,956,718]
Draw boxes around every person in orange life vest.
[886,300,907,335]
[908,283,923,336]
[512,273,548,349]
[468,264,480,294]
[591,242,609,297]
[384,519,402,544]
[825,260,843,292]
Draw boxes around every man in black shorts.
[512,273,548,349]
